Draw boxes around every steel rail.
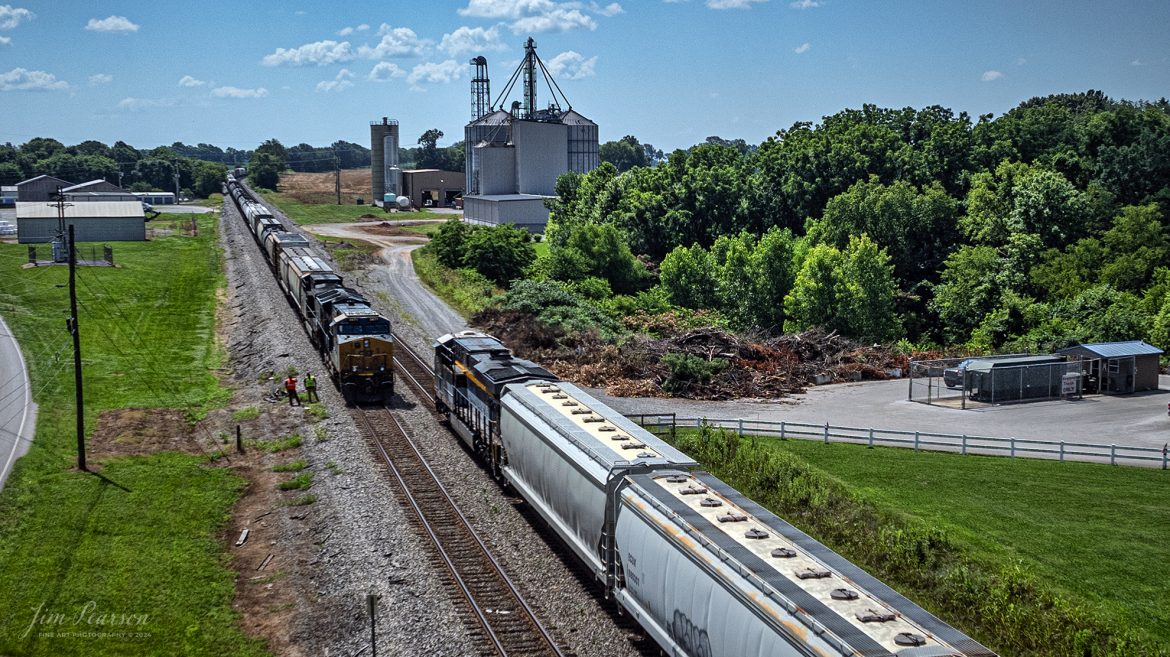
[355,406,566,657]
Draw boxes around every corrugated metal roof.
[1059,341,1164,358]
[465,193,554,201]
[16,174,71,187]
[16,201,145,219]
[62,179,116,192]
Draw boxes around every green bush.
[496,279,622,337]
[660,352,728,394]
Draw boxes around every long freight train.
[226,175,393,402]
[435,330,997,657]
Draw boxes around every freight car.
[434,330,996,657]
[226,175,394,402]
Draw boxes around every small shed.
[965,354,1069,403]
[16,175,73,202]
[1056,341,1164,394]
[16,201,145,243]
[401,169,464,208]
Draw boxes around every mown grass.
[0,215,267,657]
[411,247,497,317]
[671,426,1170,656]
[254,435,302,454]
[261,191,448,225]
[271,459,307,473]
[770,439,1170,646]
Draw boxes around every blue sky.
[1,0,1168,153]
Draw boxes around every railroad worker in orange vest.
[285,373,301,407]
[304,372,318,403]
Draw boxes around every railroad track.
[354,403,567,657]
[393,341,436,409]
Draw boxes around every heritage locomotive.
[226,175,393,403]
[434,330,996,657]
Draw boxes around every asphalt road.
[0,315,36,491]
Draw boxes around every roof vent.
[598,425,616,432]
[571,408,590,415]
[894,633,926,647]
[665,475,688,483]
[744,528,769,540]
[718,512,747,523]
[583,416,603,423]
[620,443,647,449]
[830,588,859,601]
[636,452,655,459]
[856,608,895,623]
[552,393,567,399]
[700,497,722,507]
[796,567,831,580]
[679,485,707,495]
[561,400,578,406]
[771,548,796,559]
[611,434,630,441]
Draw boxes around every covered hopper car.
[434,330,996,657]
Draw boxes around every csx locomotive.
[226,175,393,403]
[434,330,996,657]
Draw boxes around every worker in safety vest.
[304,372,318,403]
[285,374,301,406]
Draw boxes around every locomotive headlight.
[352,365,358,372]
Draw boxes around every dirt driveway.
[303,222,467,340]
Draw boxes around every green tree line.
[545,90,1170,351]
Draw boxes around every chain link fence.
[909,355,1086,408]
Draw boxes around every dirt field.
[279,170,369,204]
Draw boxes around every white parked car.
[0,221,16,236]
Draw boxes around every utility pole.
[335,155,341,205]
[173,168,181,204]
[67,224,86,472]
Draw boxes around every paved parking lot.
[593,375,1170,451]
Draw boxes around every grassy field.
[767,440,1170,645]
[0,216,267,656]
[673,425,1170,655]
[261,190,449,225]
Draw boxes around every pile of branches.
[472,310,908,400]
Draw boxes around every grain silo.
[370,117,401,206]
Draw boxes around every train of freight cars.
[434,330,997,657]
[225,175,394,403]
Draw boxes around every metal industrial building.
[16,175,72,202]
[401,169,463,208]
[62,179,125,195]
[16,201,145,243]
[370,117,402,205]
[462,38,599,231]
[1056,341,1164,394]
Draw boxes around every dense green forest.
[443,91,1170,353]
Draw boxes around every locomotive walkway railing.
[627,414,1169,469]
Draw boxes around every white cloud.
[117,97,177,111]
[316,68,355,92]
[368,61,406,81]
[794,42,810,54]
[178,75,206,87]
[211,85,269,98]
[789,0,819,7]
[0,67,67,91]
[980,70,1003,82]
[706,0,767,8]
[1131,58,1143,66]
[0,5,33,30]
[359,26,430,58]
[338,26,353,36]
[0,35,9,45]
[1016,57,1026,66]
[440,25,505,56]
[85,16,139,33]
[544,50,597,80]
[458,1,605,33]
[357,23,370,31]
[262,40,353,66]
[89,73,113,85]
[407,60,463,89]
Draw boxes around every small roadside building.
[16,201,145,243]
[133,191,176,205]
[1056,341,1164,394]
[400,169,463,209]
[16,175,73,202]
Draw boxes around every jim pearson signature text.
[22,601,150,639]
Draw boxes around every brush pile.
[473,309,909,400]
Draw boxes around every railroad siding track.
[393,342,436,407]
[354,405,568,657]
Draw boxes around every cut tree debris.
[473,309,910,400]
